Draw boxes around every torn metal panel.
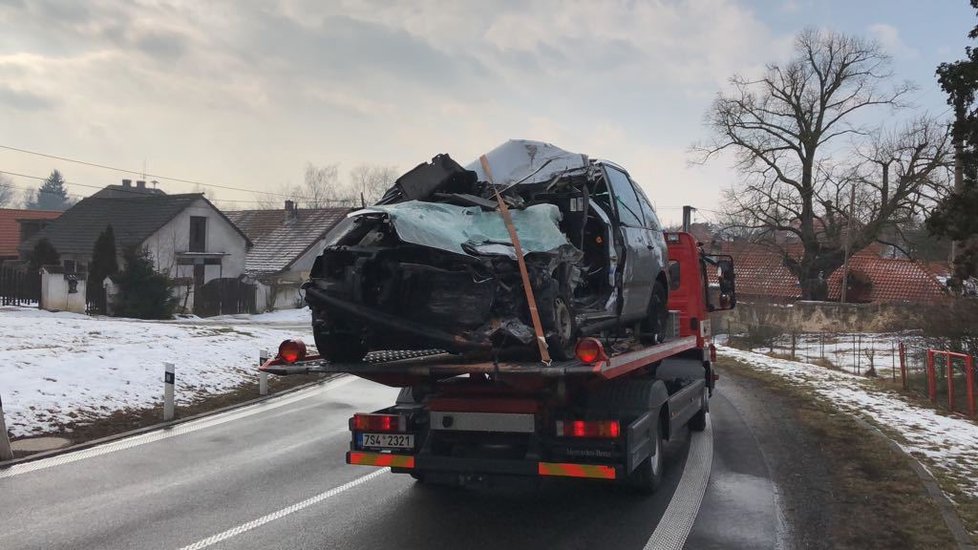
[464,139,589,187]
[354,201,571,259]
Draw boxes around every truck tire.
[628,421,664,494]
[640,280,669,345]
[313,325,367,363]
[688,386,708,432]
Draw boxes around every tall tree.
[27,238,59,272]
[111,246,177,319]
[927,0,978,283]
[695,28,950,299]
[0,174,15,207]
[88,225,119,297]
[25,170,73,211]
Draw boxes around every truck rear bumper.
[347,451,619,480]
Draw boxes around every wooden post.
[899,342,907,390]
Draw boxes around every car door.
[603,165,655,321]
[633,183,667,286]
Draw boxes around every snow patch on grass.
[720,346,978,500]
[0,308,309,437]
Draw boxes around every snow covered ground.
[721,346,978,503]
[0,307,311,437]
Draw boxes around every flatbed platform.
[260,336,698,381]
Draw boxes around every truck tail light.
[556,420,620,439]
[575,338,607,364]
[351,413,403,433]
[278,339,307,363]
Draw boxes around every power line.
[0,170,358,206]
[0,144,299,199]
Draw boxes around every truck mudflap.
[348,451,620,480]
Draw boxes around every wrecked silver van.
[303,140,669,362]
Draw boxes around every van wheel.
[640,280,669,345]
[628,422,664,494]
[545,294,577,361]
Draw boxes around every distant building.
[0,208,62,263]
[226,201,349,310]
[19,180,252,314]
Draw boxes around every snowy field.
[0,307,311,437]
[721,346,978,503]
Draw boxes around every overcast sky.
[0,0,973,223]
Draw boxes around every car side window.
[632,184,661,230]
[604,166,644,227]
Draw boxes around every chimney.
[284,200,297,220]
[122,179,132,187]
[136,180,146,189]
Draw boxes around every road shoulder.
[714,358,965,549]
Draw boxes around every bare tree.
[694,28,950,299]
[303,163,346,208]
[0,174,15,207]
[349,164,398,206]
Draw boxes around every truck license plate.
[359,433,414,449]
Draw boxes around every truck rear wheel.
[688,387,708,432]
[628,422,664,493]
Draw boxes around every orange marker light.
[575,338,606,364]
[278,339,307,363]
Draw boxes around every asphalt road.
[0,372,791,550]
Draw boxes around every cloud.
[868,23,918,59]
[0,85,55,111]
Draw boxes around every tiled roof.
[825,250,947,303]
[713,241,946,303]
[20,194,207,255]
[91,184,166,199]
[0,209,61,257]
[225,208,350,275]
[715,242,802,300]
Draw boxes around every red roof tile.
[0,209,61,258]
[715,242,802,301]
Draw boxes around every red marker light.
[575,338,606,364]
[278,339,307,364]
[556,420,620,439]
[351,413,402,433]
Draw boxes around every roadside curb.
[853,416,977,550]
[0,375,339,470]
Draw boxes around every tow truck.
[260,229,735,491]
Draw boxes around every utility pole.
[841,184,856,304]
[951,136,965,264]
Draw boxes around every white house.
[20,180,252,315]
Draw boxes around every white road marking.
[644,416,714,550]
[0,376,356,479]
[177,468,390,550]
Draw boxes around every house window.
[189,216,207,252]
[63,259,76,273]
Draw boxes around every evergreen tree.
[26,170,73,211]
[111,246,177,319]
[27,238,59,272]
[88,225,119,297]
[928,0,978,281]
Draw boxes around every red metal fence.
[899,343,977,418]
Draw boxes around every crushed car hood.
[353,201,570,259]
[465,139,588,187]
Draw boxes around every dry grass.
[719,357,968,548]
